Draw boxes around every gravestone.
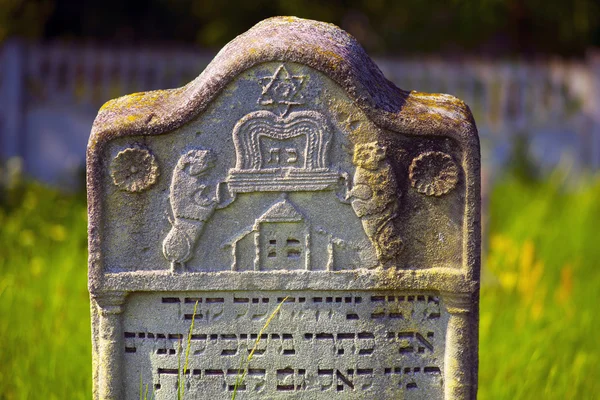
[88,17,480,400]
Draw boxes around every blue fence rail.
[1,40,599,188]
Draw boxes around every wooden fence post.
[0,39,25,161]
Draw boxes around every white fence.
[1,39,599,187]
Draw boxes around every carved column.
[442,291,475,400]
[94,291,128,400]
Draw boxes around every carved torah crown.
[228,110,339,193]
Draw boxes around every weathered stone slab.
[88,17,480,400]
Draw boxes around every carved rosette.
[409,151,459,196]
[110,146,159,192]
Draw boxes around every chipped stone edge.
[87,16,480,400]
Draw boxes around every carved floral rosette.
[110,146,159,192]
[409,151,459,196]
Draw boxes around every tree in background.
[0,0,53,42]
[2,0,599,56]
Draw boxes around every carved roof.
[222,198,305,248]
[258,199,304,223]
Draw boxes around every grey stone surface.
[88,17,480,399]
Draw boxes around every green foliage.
[505,133,540,184]
[0,180,89,399]
[11,0,598,55]
[0,169,599,398]
[178,300,198,400]
[139,372,153,400]
[0,0,53,42]
[480,170,600,399]
[165,0,600,55]
[232,296,288,400]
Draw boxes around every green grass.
[231,296,288,400]
[479,170,600,399]
[0,170,598,399]
[0,182,89,399]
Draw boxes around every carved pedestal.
[93,292,127,400]
[443,292,476,399]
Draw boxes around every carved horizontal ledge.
[95,268,477,293]
[227,169,340,192]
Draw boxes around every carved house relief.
[224,198,353,271]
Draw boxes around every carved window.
[260,221,306,269]
[286,238,302,259]
[268,239,277,258]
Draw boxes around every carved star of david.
[258,65,305,116]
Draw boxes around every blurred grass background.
[1,1,599,398]
[480,170,600,398]
[0,161,599,398]
[0,174,89,400]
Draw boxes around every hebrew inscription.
[122,291,449,399]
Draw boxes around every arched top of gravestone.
[89,16,478,152]
[87,16,481,289]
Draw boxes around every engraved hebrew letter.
[268,148,280,164]
[286,148,298,163]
